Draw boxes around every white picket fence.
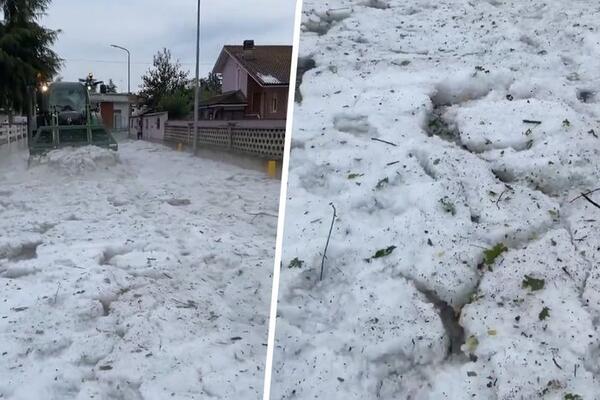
[0,123,27,147]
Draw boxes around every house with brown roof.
[199,40,291,120]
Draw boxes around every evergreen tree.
[0,0,61,113]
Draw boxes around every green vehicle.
[28,82,118,155]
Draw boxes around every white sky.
[41,0,296,93]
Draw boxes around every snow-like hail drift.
[274,0,600,399]
[0,141,279,399]
[35,146,121,175]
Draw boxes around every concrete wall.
[166,119,286,129]
[0,123,27,146]
[0,114,26,124]
[164,119,286,159]
[221,56,247,95]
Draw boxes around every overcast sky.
[41,0,296,93]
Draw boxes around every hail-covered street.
[0,141,278,399]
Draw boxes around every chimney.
[243,40,255,60]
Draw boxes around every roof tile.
[223,45,292,86]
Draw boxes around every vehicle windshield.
[48,85,87,113]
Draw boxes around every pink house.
[199,40,291,120]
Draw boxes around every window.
[145,119,148,129]
[156,117,160,129]
[48,84,87,113]
[237,68,241,89]
[272,94,278,113]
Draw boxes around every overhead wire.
[64,58,213,66]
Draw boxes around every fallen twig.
[522,119,542,125]
[246,211,278,218]
[53,282,61,305]
[320,203,337,281]
[172,298,198,309]
[371,137,398,147]
[469,244,488,250]
[386,160,400,166]
[569,188,600,203]
[581,192,600,210]
[496,189,509,209]
[552,357,563,370]
[245,210,279,222]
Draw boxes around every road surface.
[0,141,279,399]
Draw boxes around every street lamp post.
[192,0,201,153]
[110,44,131,94]
[110,44,131,136]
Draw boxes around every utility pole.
[193,0,201,153]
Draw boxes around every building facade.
[90,93,137,131]
[200,41,292,120]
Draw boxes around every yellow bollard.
[177,143,183,152]
[267,160,277,177]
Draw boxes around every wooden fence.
[0,123,27,146]
[163,120,286,160]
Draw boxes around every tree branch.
[320,203,337,281]
[371,137,397,147]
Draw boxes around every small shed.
[130,111,168,141]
